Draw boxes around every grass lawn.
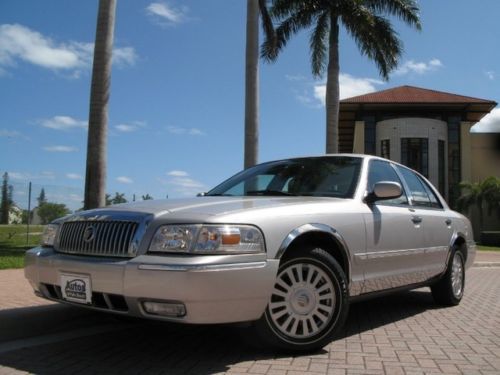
[0,225,44,270]
[477,245,500,252]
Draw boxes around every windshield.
[207,156,362,198]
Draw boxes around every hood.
[74,196,342,219]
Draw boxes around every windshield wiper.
[205,193,234,196]
[246,190,296,196]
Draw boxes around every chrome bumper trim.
[137,261,267,272]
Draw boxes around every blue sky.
[1,0,499,210]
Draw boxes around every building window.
[401,138,429,177]
[447,118,461,207]
[381,139,390,159]
[364,116,376,155]
[438,140,445,196]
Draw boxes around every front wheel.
[431,249,465,306]
[251,247,349,352]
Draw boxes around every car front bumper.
[25,247,279,324]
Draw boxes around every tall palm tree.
[261,0,421,153]
[84,0,116,209]
[244,0,274,169]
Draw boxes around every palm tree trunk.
[244,0,259,169]
[84,0,116,209]
[325,15,340,154]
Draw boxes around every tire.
[250,247,349,352]
[431,248,465,306]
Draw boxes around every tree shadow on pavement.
[0,289,439,374]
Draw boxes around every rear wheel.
[431,248,465,306]
[251,247,348,352]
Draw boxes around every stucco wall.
[470,133,500,183]
[376,118,447,190]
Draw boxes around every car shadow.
[0,289,438,374]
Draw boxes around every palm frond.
[270,0,319,19]
[309,11,330,77]
[259,0,276,52]
[363,0,422,30]
[261,5,321,62]
[342,5,402,79]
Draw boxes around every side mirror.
[366,181,402,203]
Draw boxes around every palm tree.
[457,176,500,232]
[261,0,421,153]
[84,0,116,209]
[244,0,274,169]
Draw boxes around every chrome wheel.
[268,262,336,339]
[451,252,464,297]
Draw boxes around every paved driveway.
[0,267,499,375]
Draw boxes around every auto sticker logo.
[65,279,87,301]
[83,225,96,243]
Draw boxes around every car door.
[362,160,429,293]
[394,165,453,278]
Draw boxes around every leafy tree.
[22,209,32,225]
[457,176,500,232]
[106,192,127,206]
[37,202,71,225]
[37,188,47,206]
[84,0,117,209]
[261,0,421,153]
[1,172,11,224]
[244,0,274,168]
[142,194,153,200]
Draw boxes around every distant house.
[8,205,23,225]
[31,206,43,225]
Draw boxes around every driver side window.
[367,160,408,205]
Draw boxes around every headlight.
[41,224,59,247]
[149,224,265,254]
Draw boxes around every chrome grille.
[57,221,139,257]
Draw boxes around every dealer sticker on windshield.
[60,273,92,304]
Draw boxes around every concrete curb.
[473,262,500,267]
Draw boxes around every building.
[339,85,498,208]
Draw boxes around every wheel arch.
[276,223,351,285]
[447,231,468,265]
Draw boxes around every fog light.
[142,301,186,317]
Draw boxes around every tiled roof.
[341,85,496,104]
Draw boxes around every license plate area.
[60,273,92,304]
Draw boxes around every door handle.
[445,219,452,226]
[411,216,423,224]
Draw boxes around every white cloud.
[146,2,188,25]
[393,58,443,76]
[160,171,206,196]
[471,108,500,133]
[9,171,56,180]
[188,128,204,136]
[167,125,205,136]
[112,47,137,67]
[285,74,307,82]
[0,129,26,139]
[485,71,495,80]
[66,173,83,180]
[114,121,146,133]
[43,145,78,152]
[40,115,87,131]
[312,73,384,106]
[167,170,189,177]
[0,24,136,76]
[116,176,133,184]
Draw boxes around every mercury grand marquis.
[25,155,475,351]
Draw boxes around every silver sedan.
[25,155,475,352]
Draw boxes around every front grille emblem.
[83,225,96,243]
